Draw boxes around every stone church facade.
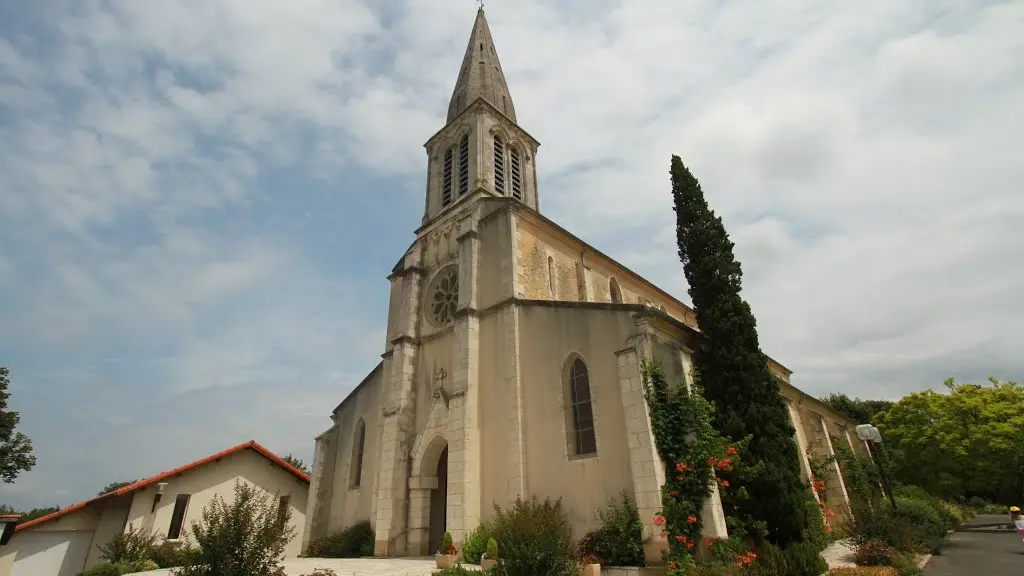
[303,8,867,563]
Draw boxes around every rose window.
[428,265,459,326]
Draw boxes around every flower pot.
[579,563,600,576]
[436,554,455,569]
[481,558,497,571]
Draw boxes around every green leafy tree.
[281,454,310,475]
[174,479,295,576]
[669,155,808,546]
[0,366,36,483]
[0,504,60,521]
[821,393,894,425]
[877,377,1024,503]
[99,480,138,495]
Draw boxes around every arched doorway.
[427,446,449,553]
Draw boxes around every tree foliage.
[669,155,808,546]
[876,377,1024,504]
[99,480,138,496]
[0,504,60,522]
[281,454,310,475]
[174,479,295,576]
[820,393,894,425]
[0,366,36,483]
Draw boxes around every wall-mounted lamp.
[0,514,20,545]
[152,482,170,512]
[856,424,896,510]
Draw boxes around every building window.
[509,148,523,199]
[609,278,622,303]
[350,419,366,488]
[548,256,556,297]
[277,495,291,527]
[493,136,505,194]
[167,494,191,540]
[458,135,470,196]
[442,149,453,206]
[566,357,597,457]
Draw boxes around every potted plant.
[579,554,601,576]
[436,531,458,569]
[481,537,499,571]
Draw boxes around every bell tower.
[421,7,541,226]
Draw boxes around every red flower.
[659,531,667,538]
[686,541,694,550]
[669,490,679,497]
[654,514,666,526]
[676,462,684,472]
[727,446,737,455]
[687,515,697,524]
[667,562,677,571]
[721,480,730,487]
[676,475,684,481]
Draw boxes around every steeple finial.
[446,7,516,123]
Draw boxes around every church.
[302,8,864,564]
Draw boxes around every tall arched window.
[458,135,470,196]
[493,135,505,194]
[548,256,556,296]
[509,147,523,199]
[565,357,597,457]
[350,419,366,488]
[442,149,453,207]
[609,278,622,303]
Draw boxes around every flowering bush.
[643,359,759,576]
[854,539,898,566]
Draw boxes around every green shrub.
[305,521,374,558]
[441,531,456,555]
[128,559,159,573]
[434,566,478,576]
[801,499,830,552]
[149,539,200,568]
[854,539,898,567]
[98,523,159,565]
[461,523,490,563]
[490,495,577,576]
[782,541,828,576]
[76,563,155,576]
[749,543,788,576]
[486,537,499,560]
[578,493,646,566]
[893,498,947,551]
[890,553,922,576]
[174,480,296,576]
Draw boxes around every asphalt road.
[925,529,1023,576]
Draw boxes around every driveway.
[135,557,438,576]
[925,531,1024,576]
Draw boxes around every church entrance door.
[427,446,449,553]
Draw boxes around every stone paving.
[135,557,439,576]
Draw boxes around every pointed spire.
[447,8,516,123]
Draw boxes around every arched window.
[548,256,556,297]
[458,135,470,196]
[565,357,597,457]
[442,149,453,207]
[509,147,523,200]
[493,135,505,194]
[350,419,366,488]
[609,278,622,303]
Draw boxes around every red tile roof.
[16,440,310,532]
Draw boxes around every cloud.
[1,0,1022,509]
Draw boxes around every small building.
[0,440,309,576]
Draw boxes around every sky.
[0,0,1021,510]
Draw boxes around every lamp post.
[0,514,20,546]
[856,424,898,511]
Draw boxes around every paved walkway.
[135,557,439,576]
[925,531,1024,576]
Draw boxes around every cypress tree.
[669,155,808,546]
